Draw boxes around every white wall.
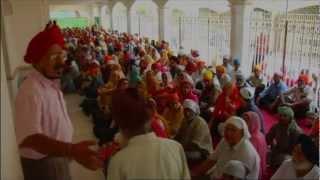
[4,0,49,75]
[3,0,51,99]
[1,34,24,180]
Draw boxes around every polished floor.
[65,94,104,180]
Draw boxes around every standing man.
[15,22,102,180]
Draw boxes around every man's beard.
[43,68,63,80]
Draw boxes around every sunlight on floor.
[64,94,104,180]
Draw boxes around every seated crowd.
[61,25,319,180]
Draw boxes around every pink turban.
[24,24,65,64]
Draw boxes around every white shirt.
[284,86,313,102]
[107,133,191,180]
[208,139,260,179]
[271,159,320,180]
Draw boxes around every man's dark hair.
[111,88,152,131]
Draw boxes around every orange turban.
[216,65,226,74]
[298,74,309,84]
[24,24,65,64]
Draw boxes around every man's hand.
[70,141,103,170]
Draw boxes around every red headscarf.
[104,55,113,63]
[186,62,198,74]
[151,62,162,72]
[24,24,65,64]
[212,83,239,121]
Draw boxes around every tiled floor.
[64,94,104,180]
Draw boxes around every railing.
[248,12,320,110]
[111,12,319,78]
[248,12,320,86]
[168,15,231,66]
[131,15,158,41]
[112,14,232,65]
[113,15,127,33]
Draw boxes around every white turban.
[183,99,200,115]
[222,160,247,179]
[224,116,251,139]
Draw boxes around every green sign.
[54,17,89,28]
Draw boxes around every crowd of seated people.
[60,25,319,180]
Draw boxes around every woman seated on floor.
[175,99,213,164]
[266,106,303,169]
[210,82,240,144]
[193,116,260,180]
[237,87,265,134]
[271,134,319,180]
[243,112,267,179]
[162,93,184,138]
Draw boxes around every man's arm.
[20,134,71,157]
[20,134,103,170]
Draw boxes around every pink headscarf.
[243,112,267,179]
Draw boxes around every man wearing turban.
[277,74,313,118]
[216,65,231,89]
[266,106,302,169]
[15,22,102,180]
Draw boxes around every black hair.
[295,134,319,166]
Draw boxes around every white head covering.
[224,116,251,139]
[183,99,200,115]
[222,160,247,179]
[176,64,186,71]
[240,87,254,100]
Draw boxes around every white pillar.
[229,0,255,64]
[122,0,135,34]
[96,3,103,26]
[88,4,95,25]
[2,0,49,98]
[1,13,24,180]
[107,6,114,30]
[126,7,132,33]
[158,6,168,41]
[154,0,168,41]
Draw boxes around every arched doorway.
[130,0,159,40]
[112,2,127,33]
